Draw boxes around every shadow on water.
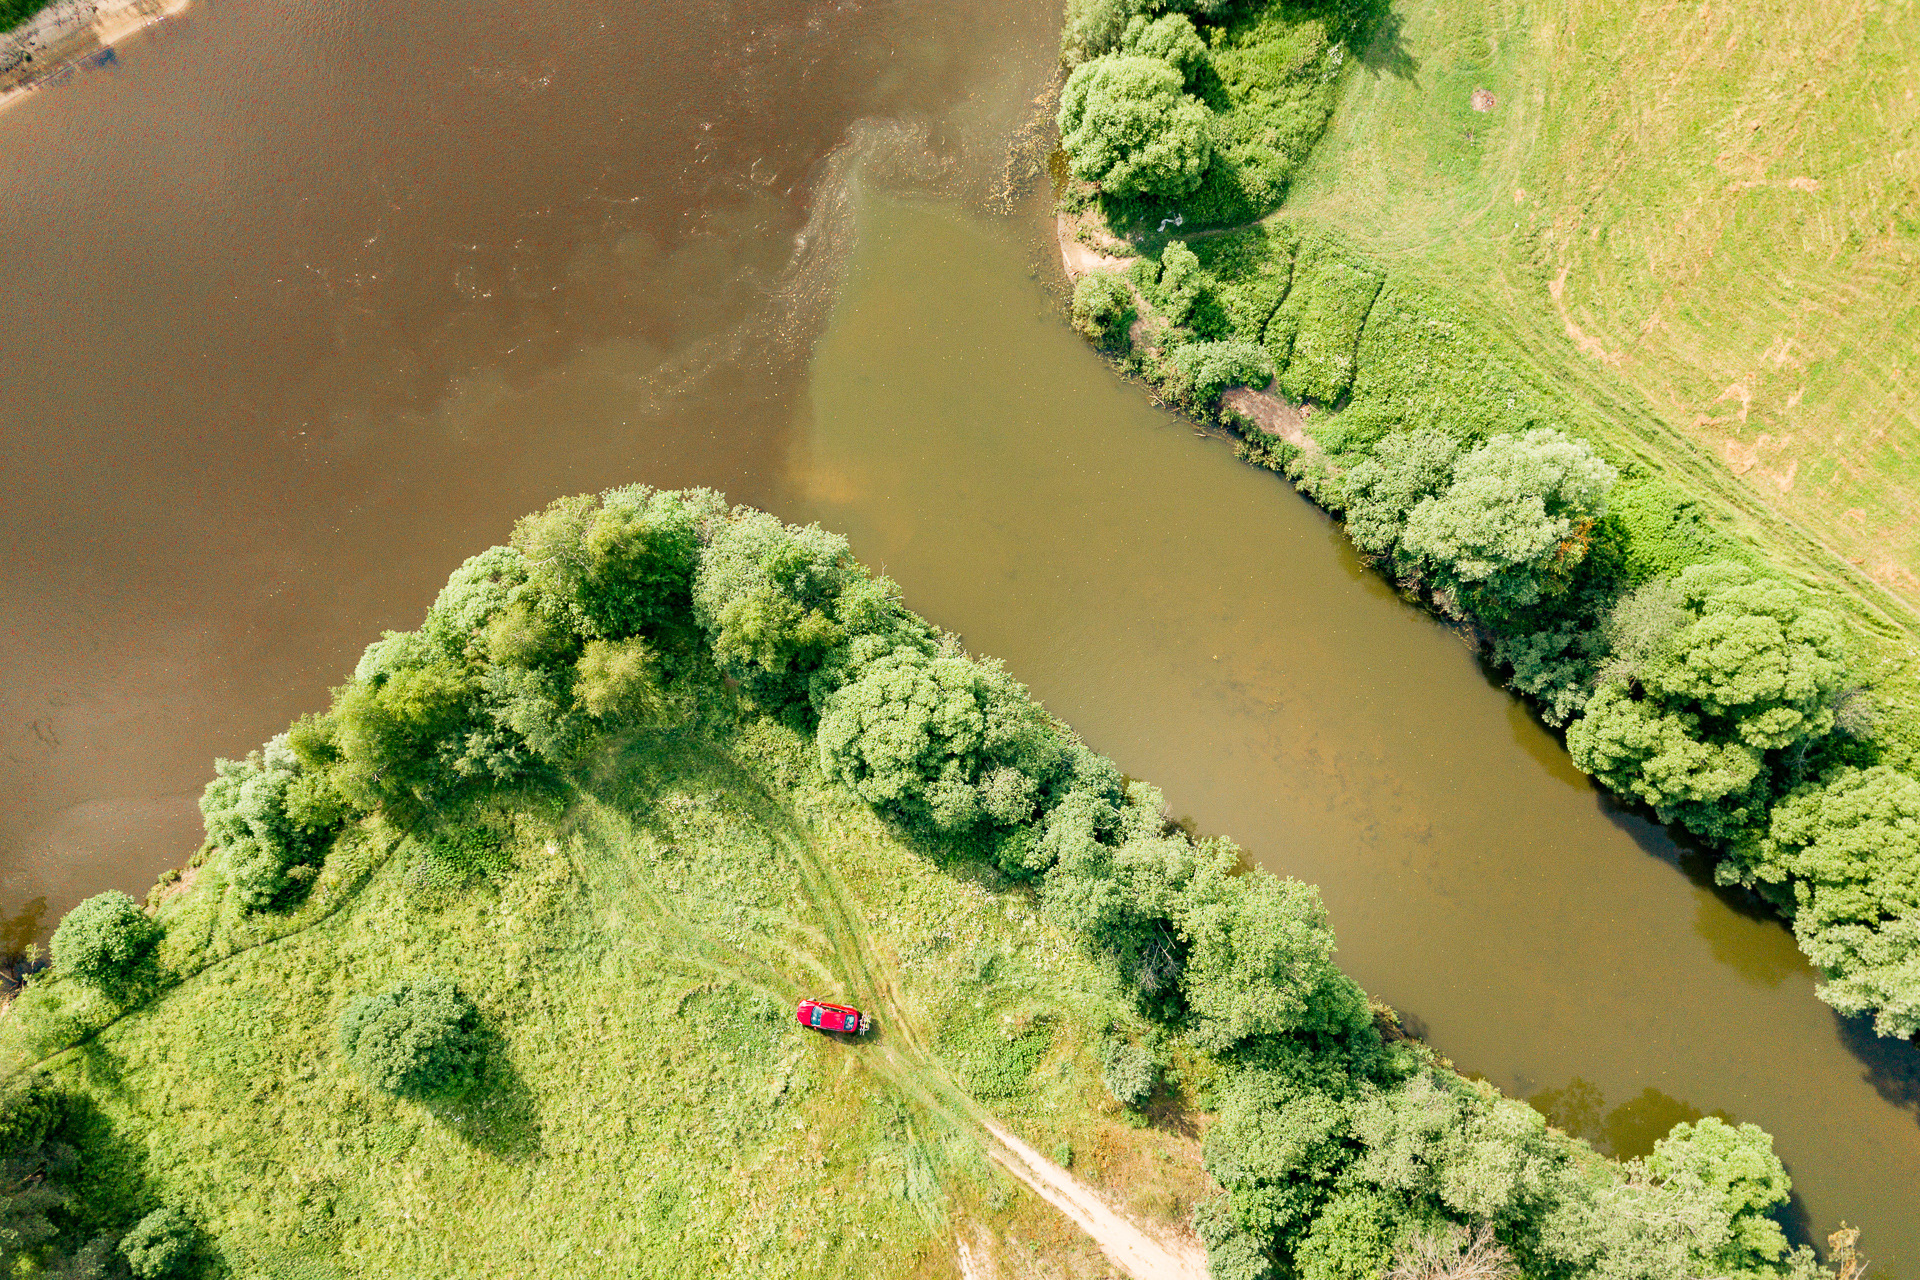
[1834,1009,1920,1120]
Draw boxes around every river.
[1,0,1914,1267]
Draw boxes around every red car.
[796,998,870,1035]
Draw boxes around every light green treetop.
[1058,55,1214,200]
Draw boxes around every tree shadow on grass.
[1353,5,1419,81]
[425,1021,541,1161]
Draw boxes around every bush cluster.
[1057,0,1361,228]
[49,891,162,1000]
[339,975,483,1100]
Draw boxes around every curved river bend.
[0,0,1914,1266]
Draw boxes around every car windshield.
[809,1007,823,1027]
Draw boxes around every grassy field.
[0,715,1211,1278]
[1279,0,1920,639]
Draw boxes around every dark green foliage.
[119,1207,196,1279]
[1163,339,1275,407]
[339,976,483,1100]
[1058,55,1215,200]
[1151,239,1205,325]
[1070,270,1136,350]
[1269,238,1383,404]
[1345,275,1553,439]
[50,892,162,1000]
[1293,1190,1402,1280]
[200,736,352,910]
[1191,223,1299,343]
[1603,478,1745,585]
[0,1077,82,1278]
[1179,864,1370,1051]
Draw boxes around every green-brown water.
[0,0,1914,1266]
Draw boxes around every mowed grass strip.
[3,718,1210,1278]
[1280,0,1920,623]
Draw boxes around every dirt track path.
[715,759,1212,1279]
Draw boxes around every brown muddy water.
[1,0,1915,1268]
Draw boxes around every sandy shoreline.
[0,0,188,114]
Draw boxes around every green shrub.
[50,892,162,999]
[339,976,483,1100]
[1071,270,1136,350]
[1163,339,1275,407]
[200,736,350,910]
[1058,55,1215,200]
[1101,1038,1159,1105]
[119,1207,197,1279]
[1270,243,1383,404]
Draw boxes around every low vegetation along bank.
[2,489,1863,1278]
[1054,0,1920,1043]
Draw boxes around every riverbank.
[0,0,186,114]
[1,489,1840,1279]
[1051,0,1920,1052]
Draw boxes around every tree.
[1796,912,1920,1039]
[1567,562,1850,845]
[1638,562,1848,751]
[693,511,926,711]
[200,735,350,910]
[1399,429,1617,617]
[1071,270,1135,350]
[575,636,682,729]
[1119,11,1208,77]
[1564,684,1768,843]
[1150,240,1204,325]
[50,892,161,999]
[510,486,723,641]
[119,1207,197,1279]
[1175,857,1370,1051]
[1746,766,1920,1036]
[339,976,482,1100]
[1058,55,1214,200]
[1646,1118,1791,1270]
[816,644,1070,833]
[1339,429,1462,559]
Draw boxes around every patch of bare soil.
[1470,87,1497,112]
[1220,383,1319,456]
[1056,212,1135,279]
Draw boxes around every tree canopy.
[50,891,162,999]
[339,976,483,1100]
[1058,55,1214,200]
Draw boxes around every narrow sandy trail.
[983,1119,1211,1280]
